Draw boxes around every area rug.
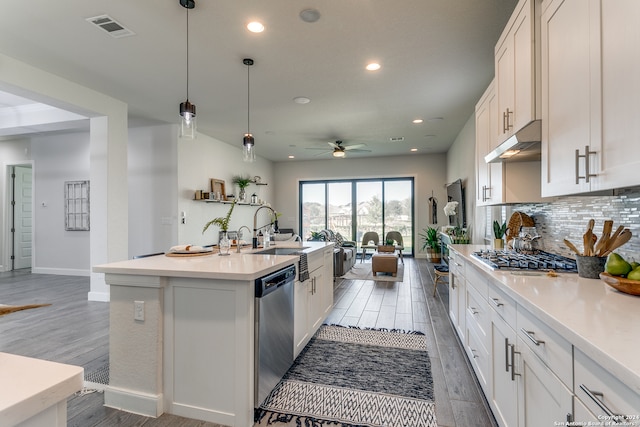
[257,325,437,427]
[341,262,404,282]
[0,303,50,317]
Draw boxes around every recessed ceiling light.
[366,63,381,71]
[293,96,311,104]
[412,119,423,124]
[410,148,418,152]
[288,155,295,159]
[247,21,264,33]
[300,9,321,23]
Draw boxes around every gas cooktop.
[471,249,578,272]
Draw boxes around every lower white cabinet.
[293,247,334,357]
[574,347,640,420]
[516,338,573,426]
[449,251,466,341]
[489,306,518,427]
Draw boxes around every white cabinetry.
[488,282,518,427]
[541,0,640,196]
[475,82,545,206]
[516,306,573,426]
[574,347,640,420]
[294,247,334,357]
[448,250,466,341]
[495,0,540,144]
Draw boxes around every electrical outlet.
[134,301,144,321]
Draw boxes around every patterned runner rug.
[257,325,437,427]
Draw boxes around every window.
[300,178,414,255]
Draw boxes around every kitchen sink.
[253,247,309,255]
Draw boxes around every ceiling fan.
[307,140,372,158]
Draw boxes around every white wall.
[0,138,32,271]
[31,132,91,275]
[271,154,448,257]
[177,132,274,246]
[128,125,179,257]
[445,113,479,242]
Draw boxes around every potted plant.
[378,238,396,253]
[203,200,236,255]
[307,231,325,242]
[232,175,253,202]
[420,227,441,263]
[493,220,507,249]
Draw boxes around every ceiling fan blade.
[305,147,333,151]
[343,143,366,150]
[313,151,332,157]
[348,148,372,153]
[328,141,340,149]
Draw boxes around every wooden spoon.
[603,225,626,255]
[564,238,582,256]
[601,229,632,256]
[595,220,614,256]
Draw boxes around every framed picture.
[210,179,226,201]
[64,180,90,231]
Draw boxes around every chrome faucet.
[237,225,252,253]
[253,205,278,248]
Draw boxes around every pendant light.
[179,0,196,139]
[242,58,256,162]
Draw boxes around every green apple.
[631,261,640,270]
[605,253,632,276]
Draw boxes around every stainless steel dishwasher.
[254,264,296,408]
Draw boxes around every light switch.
[134,301,144,321]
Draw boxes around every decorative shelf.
[194,199,266,207]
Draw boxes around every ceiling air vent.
[86,15,135,38]
[389,137,405,142]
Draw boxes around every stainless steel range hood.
[484,120,541,163]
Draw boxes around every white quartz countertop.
[93,241,334,281]
[0,352,84,426]
[450,244,640,394]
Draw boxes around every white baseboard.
[88,291,110,302]
[104,386,163,418]
[32,267,90,276]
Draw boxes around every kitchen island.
[93,241,334,427]
[448,244,640,425]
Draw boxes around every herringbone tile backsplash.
[486,186,640,261]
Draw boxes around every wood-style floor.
[0,258,495,427]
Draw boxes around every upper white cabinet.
[541,0,640,196]
[475,81,545,206]
[495,0,540,145]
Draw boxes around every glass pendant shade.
[243,133,256,162]
[179,100,197,139]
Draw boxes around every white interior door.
[13,165,33,270]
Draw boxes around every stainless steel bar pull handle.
[505,338,510,372]
[521,328,545,346]
[575,145,598,184]
[491,297,504,307]
[579,384,621,417]
[510,343,521,381]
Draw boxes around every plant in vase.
[307,231,325,242]
[493,220,507,249]
[420,226,441,263]
[232,175,253,202]
[378,238,396,253]
[203,200,236,255]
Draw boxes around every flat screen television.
[446,179,466,228]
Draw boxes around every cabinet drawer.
[466,282,489,342]
[517,306,572,388]
[465,263,488,297]
[449,251,466,278]
[575,348,640,417]
[306,250,324,273]
[487,281,516,326]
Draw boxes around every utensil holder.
[576,255,606,279]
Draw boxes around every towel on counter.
[298,252,310,282]
[169,244,204,252]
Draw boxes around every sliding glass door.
[300,178,414,255]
